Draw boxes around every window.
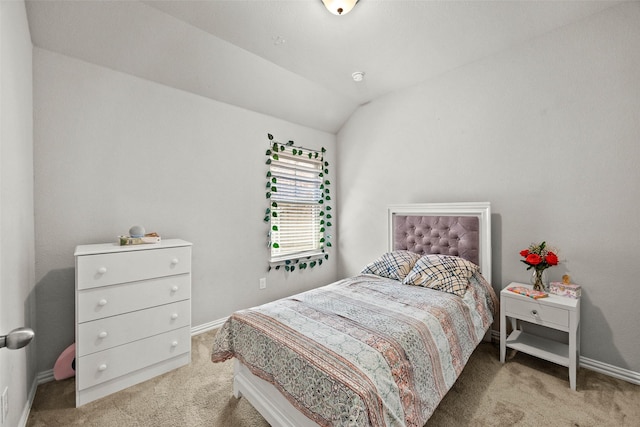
[265,135,331,270]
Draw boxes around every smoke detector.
[352,71,365,82]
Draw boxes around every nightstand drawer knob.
[98,331,108,339]
[171,258,179,265]
[98,299,108,306]
[531,309,538,316]
[171,285,179,292]
[171,313,179,320]
[98,364,107,372]
[97,267,107,274]
[171,341,179,347]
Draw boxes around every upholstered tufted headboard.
[388,202,492,283]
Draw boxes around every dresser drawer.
[77,326,191,391]
[505,297,569,328]
[77,274,190,323]
[77,300,190,357]
[76,246,191,290]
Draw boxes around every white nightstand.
[500,282,580,390]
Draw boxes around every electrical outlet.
[1,386,8,424]
[259,277,267,290]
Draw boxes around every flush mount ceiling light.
[321,0,359,16]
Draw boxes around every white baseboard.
[190,316,228,336]
[37,368,54,385]
[490,330,640,385]
[580,356,640,385]
[18,376,39,427]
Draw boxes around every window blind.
[269,150,324,262]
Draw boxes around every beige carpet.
[27,330,639,426]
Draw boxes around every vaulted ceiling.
[25,0,620,133]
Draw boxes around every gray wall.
[0,1,37,425]
[33,49,338,372]
[337,3,640,373]
[28,0,640,382]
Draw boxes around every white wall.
[33,49,338,372]
[28,0,640,384]
[0,1,37,425]
[337,3,640,373]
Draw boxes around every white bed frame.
[233,202,492,427]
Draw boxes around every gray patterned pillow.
[402,254,479,296]
[361,251,423,281]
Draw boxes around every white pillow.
[361,250,423,281]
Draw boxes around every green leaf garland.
[264,133,332,272]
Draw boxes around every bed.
[211,202,497,427]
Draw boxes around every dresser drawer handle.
[171,258,179,266]
[98,364,108,372]
[98,299,108,306]
[98,331,108,339]
[171,313,179,320]
[171,341,178,347]
[531,310,538,316]
[171,286,179,293]
[97,267,107,274]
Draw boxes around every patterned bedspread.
[211,273,498,427]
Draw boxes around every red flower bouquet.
[520,241,559,291]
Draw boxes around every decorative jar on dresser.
[74,239,192,406]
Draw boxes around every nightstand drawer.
[505,297,569,328]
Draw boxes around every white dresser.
[74,239,192,406]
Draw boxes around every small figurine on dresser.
[549,274,582,299]
[118,225,162,245]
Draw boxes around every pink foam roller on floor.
[53,343,76,380]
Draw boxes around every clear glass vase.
[530,269,548,291]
